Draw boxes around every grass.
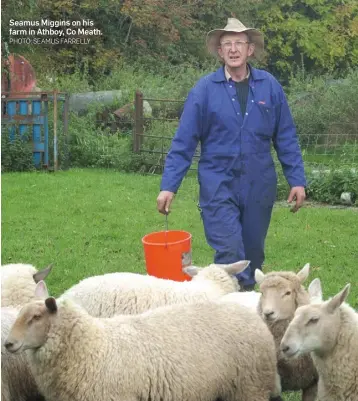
[2,168,358,401]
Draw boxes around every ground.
[2,168,357,401]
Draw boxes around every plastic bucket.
[142,230,192,281]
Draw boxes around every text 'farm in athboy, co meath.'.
[9,19,102,45]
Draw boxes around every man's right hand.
[157,191,175,214]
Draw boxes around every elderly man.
[157,18,306,291]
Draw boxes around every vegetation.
[2,0,358,79]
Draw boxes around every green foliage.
[1,130,35,172]
[2,0,357,81]
[306,167,358,205]
[254,0,358,80]
[286,69,358,161]
[66,109,157,172]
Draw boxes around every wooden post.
[133,90,144,153]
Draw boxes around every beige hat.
[206,18,264,60]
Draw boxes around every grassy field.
[2,168,358,401]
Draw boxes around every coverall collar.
[210,64,267,83]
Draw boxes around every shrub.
[1,130,35,172]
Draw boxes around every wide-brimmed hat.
[206,18,264,60]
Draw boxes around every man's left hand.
[287,186,306,213]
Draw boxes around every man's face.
[218,32,254,69]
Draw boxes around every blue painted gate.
[1,91,69,170]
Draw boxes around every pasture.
[2,168,358,401]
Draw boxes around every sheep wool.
[6,281,279,401]
[218,290,261,312]
[1,263,53,308]
[60,260,249,317]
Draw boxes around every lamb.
[5,280,281,401]
[1,263,53,307]
[281,283,358,401]
[255,263,319,401]
[1,306,45,401]
[60,260,250,317]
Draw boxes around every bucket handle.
[165,213,168,248]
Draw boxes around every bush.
[1,130,35,172]
[305,166,358,205]
[287,69,358,164]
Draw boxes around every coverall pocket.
[252,101,276,137]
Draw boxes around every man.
[156,18,306,291]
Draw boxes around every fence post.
[133,90,144,153]
[53,89,58,171]
[62,93,70,170]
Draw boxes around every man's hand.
[287,186,306,213]
[157,191,175,215]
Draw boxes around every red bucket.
[142,230,192,282]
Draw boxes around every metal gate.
[1,91,69,170]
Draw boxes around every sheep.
[60,260,250,317]
[5,280,281,401]
[254,263,319,401]
[1,306,45,401]
[218,290,261,312]
[1,263,53,308]
[280,283,358,401]
[1,263,52,401]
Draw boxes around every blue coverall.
[160,65,306,287]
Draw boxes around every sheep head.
[255,263,311,322]
[183,260,250,278]
[183,260,250,292]
[4,281,57,354]
[280,283,350,358]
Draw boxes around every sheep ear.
[45,297,57,314]
[34,280,49,299]
[308,278,323,302]
[33,264,53,283]
[297,263,310,283]
[255,269,265,285]
[183,266,200,277]
[215,260,250,275]
[325,284,350,314]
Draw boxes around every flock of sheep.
[1,260,357,401]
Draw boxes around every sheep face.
[255,264,310,322]
[258,277,298,321]
[280,284,350,358]
[5,281,57,354]
[5,300,56,354]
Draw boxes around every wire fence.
[132,91,358,174]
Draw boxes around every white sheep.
[1,306,45,401]
[1,263,53,307]
[218,290,261,312]
[5,280,281,401]
[281,283,358,401]
[60,260,250,317]
[255,263,319,401]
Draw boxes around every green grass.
[2,168,358,401]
